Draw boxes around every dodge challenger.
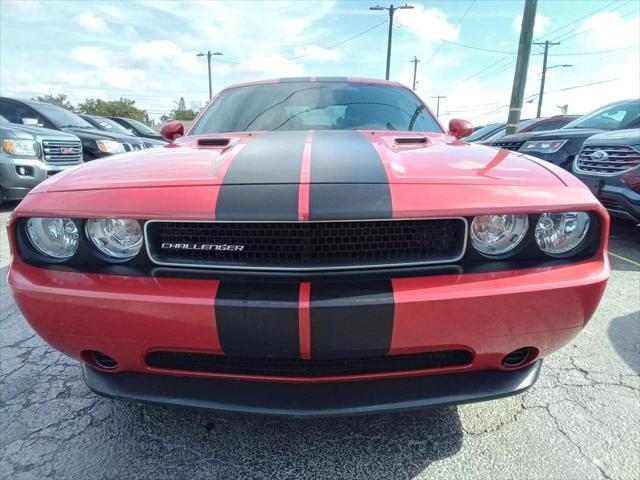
[7,77,609,417]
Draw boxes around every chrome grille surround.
[41,139,83,164]
[144,218,469,272]
[575,144,640,176]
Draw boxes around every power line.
[423,0,477,66]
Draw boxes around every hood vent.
[198,138,230,147]
[395,137,428,145]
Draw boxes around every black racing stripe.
[215,281,300,358]
[279,77,312,82]
[216,131,307,220]
[310,280,394,359]
[316,77,348,82]
[309,130,392,220]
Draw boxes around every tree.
[160,97,199,123]
[33,94,75,111]
[77,98,150,123]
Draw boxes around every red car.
[7,78,609,417]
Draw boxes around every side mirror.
[448,119,474,140]
[22,117,43,127]
[160,121,184,142]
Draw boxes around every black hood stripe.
[215,281,301,358]
[309,280,395,359]
[215,131,307,220]
[309,130,392,220]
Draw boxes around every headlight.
[470,214,529,256]
[522,140,567,153]
[3,139,38,157]
[96,140,126,154]
[86,218,143,259]
[26,218,79,259]
[535,212,590,256]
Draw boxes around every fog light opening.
[502,347,535,368]
[90,351,119,370]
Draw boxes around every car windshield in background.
[191,82,443,134]
[94,117,132,135]
[37,104,93,129]
[125,118,157,135]
[463,123,501,141]
[563,100,640,130]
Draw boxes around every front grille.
[145,218,467,271]
[123,143,147,152]
[42,139,82,164]
[491,141,524,151]
[575,144,640,175]
[145,350,473,377]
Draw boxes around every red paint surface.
[298,282,311,360]
[298,130,313,221]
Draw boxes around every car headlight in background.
[470,214,529,256]
[2,139,38,157]
[535,212,590,257]
[96,139,126,154]
[522,140,567,154]
[86,218,143,259]
[26,218,79,259]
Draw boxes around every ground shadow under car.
[608,310,640,374]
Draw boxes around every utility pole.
[505,0,538,135]
[369,4,414,80]
[411,56,420,90]
[196,50,223,100]
[533,40,561,117]
[430,96,446,117]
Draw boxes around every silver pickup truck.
[1,115,83,206]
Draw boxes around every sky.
[1,0,638,126]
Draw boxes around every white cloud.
[129,40,202,73]
[396,5,459,43]
[576,12,640,48]
[237,55,304,78]
[74,11,111,34]
[512,14,550,35]
[71,46,110,67]
[292,45,342,61]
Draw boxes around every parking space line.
[608,251,640,268]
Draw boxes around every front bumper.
[0,159,75,200]
[83,360,542,417]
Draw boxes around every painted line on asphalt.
[608,251,640,268]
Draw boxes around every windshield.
[123,117,156,135]
[36,104,93,128]
[563,100,640,130]
[88,116,132,135]
[191,81,443,134]
[484,119,538,141]
[463,123,502,141]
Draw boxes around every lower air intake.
[145,350,473,377]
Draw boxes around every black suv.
[79,114,165,148]
[105,116,165,142]
[572,129,640,223]
[0,98,148,161]
[491,99,640,170]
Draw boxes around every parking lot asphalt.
[0,204,638,480]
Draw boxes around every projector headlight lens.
[470,214,529,256]
[535,212,590,256]
[26,217,79,259]
[86,218,143,259]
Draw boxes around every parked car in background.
[479,115,580,145]
[79,114,165,148]
[1,114,82,206]
[105,116,165,142]
[0,97,149,161]
[492,99,640,169]
[462,122,504,142]
[573,129,640,223]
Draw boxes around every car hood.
[582,128,640,146]
[497,127,605,143]
[41,130,565,193]
[1,123,79,141]
[60,127,145,143]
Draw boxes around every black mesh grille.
[145,350,473,377]
[146,219,467,271]
[491,141,524,151]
